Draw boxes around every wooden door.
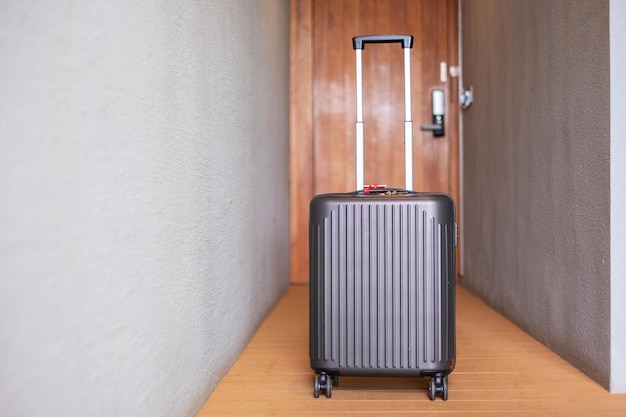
[290,0,460,283]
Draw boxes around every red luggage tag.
[363,184,386,194]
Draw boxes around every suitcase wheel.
[313,375,320,398]
[428,374,449,401]
[313,373,332,398]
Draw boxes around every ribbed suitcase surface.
[309,194,456,377]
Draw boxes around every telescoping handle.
[352,34,414,191]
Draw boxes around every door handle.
[420,89,444,137]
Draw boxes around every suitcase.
[309,35,457,401]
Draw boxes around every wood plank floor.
[196,284,626,416]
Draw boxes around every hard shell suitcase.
[309,35,457,401]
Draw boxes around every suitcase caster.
[313,373,332,398]
[428,374,449,401]
[313,375,320,398]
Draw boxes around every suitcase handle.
[352,35,414,50]
[353,35,414,191]
[351,187,417,196]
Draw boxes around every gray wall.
[461,0,610,388]
[610,0,626,393]
[0,1,290,416]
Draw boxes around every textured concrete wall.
[0,1,290,416]
[610,0,626,393]
[461,0,610,388]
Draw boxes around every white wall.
[610,0,626,393]
[461,0,611,388]
[0,1,290,416]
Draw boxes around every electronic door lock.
[420,89,444,137]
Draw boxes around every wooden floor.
[197,284,626,416]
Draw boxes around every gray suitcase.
[309,35,457,401]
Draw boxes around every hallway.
[196,284,626,416]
